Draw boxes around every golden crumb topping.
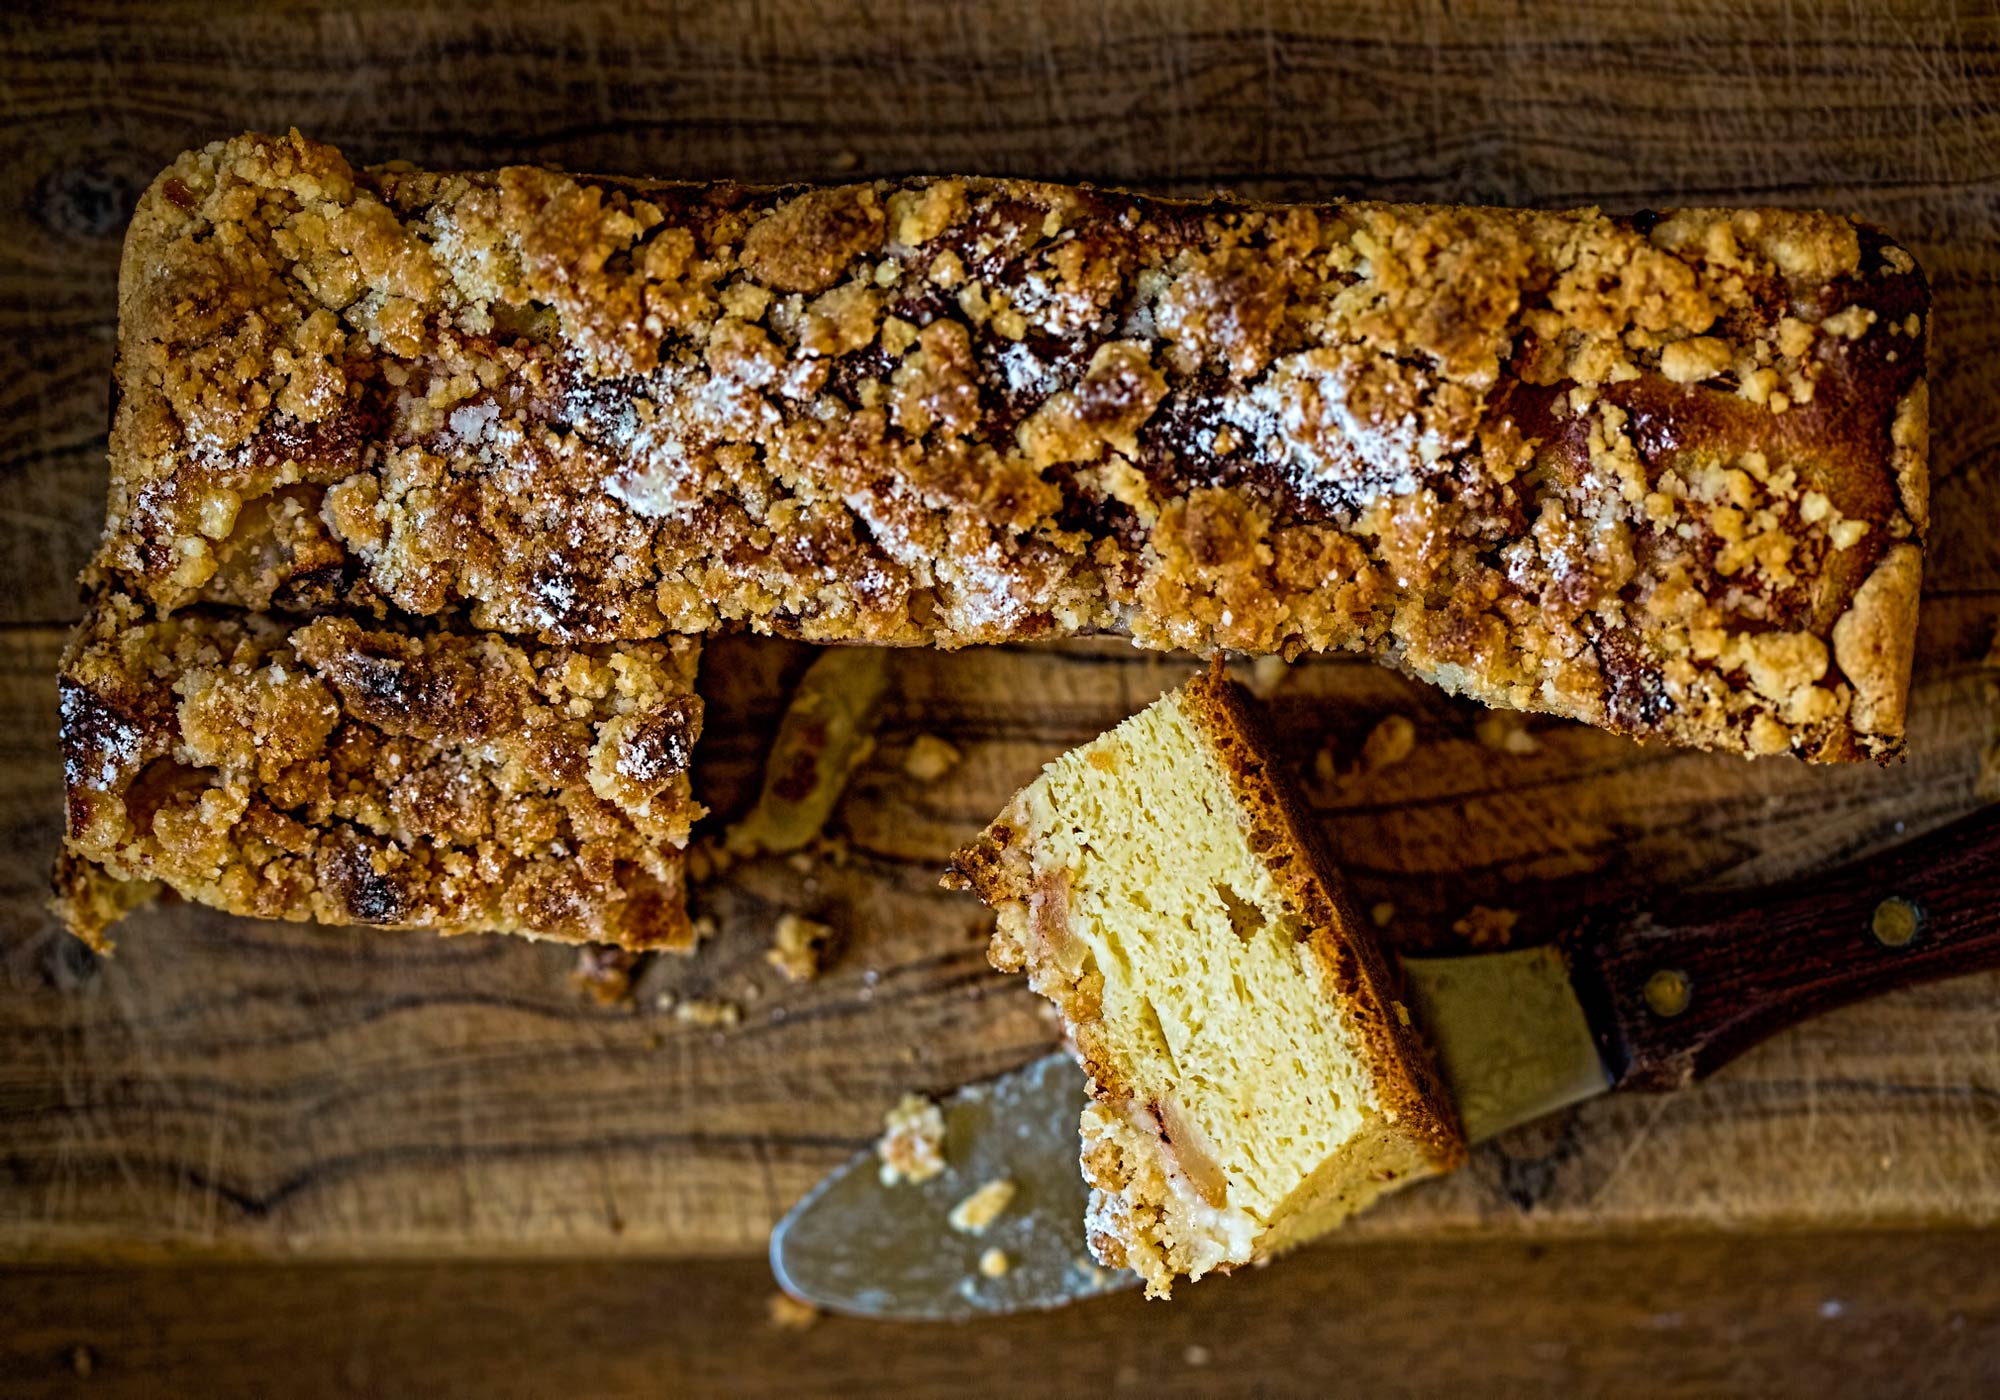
[96,132,1927,760]
[54,591,701,951]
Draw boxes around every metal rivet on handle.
[1871,896,1921,948]
[1643,968,1692,1018]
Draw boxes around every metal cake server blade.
[771,946,1611,1320]
[769,1049,1128,1319]
[1398,944,1611,1143]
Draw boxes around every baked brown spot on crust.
[317,833,411,925]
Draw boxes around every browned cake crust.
[946,670,1464,1172]
[54,592,702,951]
[95,131,1928,759]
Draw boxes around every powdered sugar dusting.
[1220,351,1459,516]
[59,685,144,792]
[938,536,1032,633]
[448,400,501,444]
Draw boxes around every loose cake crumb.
[902,733,964,781]
[573,946,642,1006]
[1360,714,1418,772]
[1244,654,1289,699]
[1452,906,1521,949]
[877,1093,947,1185]
[684,841,734,884]
[1474,711,1542,755]
[767,1292,820,1331]
[767,913,835,981]
[662,996,743,1028]
[1370,901,1397,928]
[948,1178,1017,1234]
[1312,745,1340,784]
[978,1247,1010,1278]
[727,649,887,857]
[1184,1345,1212,1367]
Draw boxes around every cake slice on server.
[945,670,1463,1297]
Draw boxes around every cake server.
[771,802,2000,1320]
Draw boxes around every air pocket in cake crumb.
[1215,884,1266,941]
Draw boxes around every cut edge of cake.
[946,669,1465,1297]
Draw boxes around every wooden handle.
[1568,804,2000,1092]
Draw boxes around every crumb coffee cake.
[946,672,1464,1297]
[54,592,702,950]
[94,131,1927,760]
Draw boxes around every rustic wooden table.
[2,1,1998,1395]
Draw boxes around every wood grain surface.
[5,1228,2000,1399]
[2,0,1998,1294]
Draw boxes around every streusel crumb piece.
[767,1293,820,1331]
[876,1093,947,1185]
[948,1179,1017,1234]
[767,913,835,981]
[665,997,743,1028]
[902,734,963,782]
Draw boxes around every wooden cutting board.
[2,0,1996,1263]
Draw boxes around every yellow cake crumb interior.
[1011,689,1439,1294]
